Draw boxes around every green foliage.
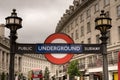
[51,75,55,80]
[44,66,50,80]
[1,72,5,80]
[67,60,80,78]
[18,73,26,80]
[18,73,23,79]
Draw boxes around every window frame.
[80,26,84,37]
[94,3,99,13]
[104,0,110,6]
[86,9,91,18]
[87,22,91,33]
[117,5,120,17]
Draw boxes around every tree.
[1,72,5,80]
[51,75,55,80]
[18,73,26,80]
[44,66,50,80]
[67,60,80,80]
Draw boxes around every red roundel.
[44,33,74,65]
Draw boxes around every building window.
[2,51,4,68]
[96,55,103,67]
[15,57,17,68]
[75,18,78,26]
[117,5,120,17]
[113,51,119,63]
[79,58,85,69]
[104,0,110,6]
[82,0,85,2]
[107,30,111,45]
[96,34,100,44]
[63,28,66,33]
[67,25,70,33]
[81,41,84,44]
[81,26,84,36]
[80,13,84,22]
[118,26,120,41]
[89,56,92,63]
[80,58,85,65]
[87,22,91,33]
[88,38,91,44]
[93,55,97,64]
[19,57,22,71]
[108,53,113,64]
[71,32,74,40]
[70,23,74,30]
[106,11,110,17]
[86,9,91,18]
[75,29,79,39]
[94,3,99,12]
[6,53,9,69]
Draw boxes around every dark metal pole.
[100,32,109,80]
[9,29,17,80]
[5,9,22,80]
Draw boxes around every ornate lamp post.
[95,10,112,80]
[5,9,22,80]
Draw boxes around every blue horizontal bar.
[36,44,83,53]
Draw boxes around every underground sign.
[44,33,74,64]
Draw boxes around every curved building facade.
[55,0,120,80]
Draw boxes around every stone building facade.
[0,24,58,79]
[55,0,120,80]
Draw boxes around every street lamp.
[5,9,22,80]
[95,10,112,80]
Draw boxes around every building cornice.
[0,37,10,50]
[55,0,95,32]
[0,43,9,50]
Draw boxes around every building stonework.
[0,24,5,37]
[0,33,22,78]
[0,24,58,79]
[56,0,120,80]
[21,54,58,78]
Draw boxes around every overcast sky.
[0,0,73,43]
